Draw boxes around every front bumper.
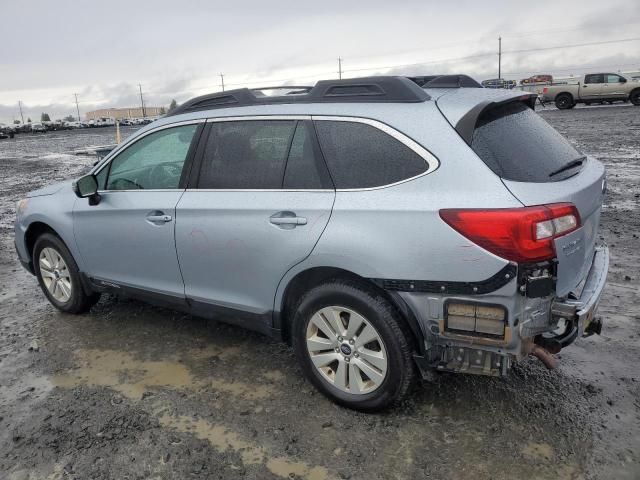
[15,240,34,274]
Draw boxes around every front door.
[602,73,628,99]
[74,122,201,300]
[175,118,335,329]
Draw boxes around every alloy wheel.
[305,306,388,394]
[39,247,72,303]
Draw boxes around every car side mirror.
[620,78,627,83]
[73,174,101,205]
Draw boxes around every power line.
[503,36,640,54]
[341,36,640,75]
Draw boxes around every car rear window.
[471,102,583,182]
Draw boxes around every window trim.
[92,119,205,193]
[184,114,439,192]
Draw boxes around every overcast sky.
[1,0,639,123]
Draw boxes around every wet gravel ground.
[0,107,639,480]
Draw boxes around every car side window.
[606,74,623,83]
[198,120,296,189]
[105,124,198,190]
[283,122,333,189]
[314,120,428,189]
[584,74,604,84]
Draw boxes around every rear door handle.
[146,213,172,224]
[270,211,307,228]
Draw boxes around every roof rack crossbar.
[167,76,431,116]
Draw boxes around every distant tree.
[41,112,51,122]
[168,99,178,113]
[159,106,166,115]
[13,120,20,124]
[27,117,32,123]
[63,115,76,122]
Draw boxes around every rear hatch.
[435,90,605,297]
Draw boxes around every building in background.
[84,107,164,120]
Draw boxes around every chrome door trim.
[206,115,312,122]
[191,114,440,193]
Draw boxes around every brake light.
[543,87,548,93]
[439,203,581,263]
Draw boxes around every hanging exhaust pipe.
[530,345,558,370]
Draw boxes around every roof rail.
[166,76,430,116]
[408,75,483,88]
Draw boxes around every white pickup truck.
[540,73,640,109]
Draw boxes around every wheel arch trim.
[274,265,427,355]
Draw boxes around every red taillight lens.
[543,87,549,93]
[439,203,581,263]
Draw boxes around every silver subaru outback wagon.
[14,75,609,411]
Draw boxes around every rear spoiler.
[455,94,537,145]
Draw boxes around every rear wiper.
[549,156,586,177]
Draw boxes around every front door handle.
[270,211,307,229]
[146,212,173,224]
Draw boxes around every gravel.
[0,107,639,479]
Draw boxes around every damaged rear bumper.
[410,246,609,378]
[549,245,610,342]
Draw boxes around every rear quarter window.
[471,102,583,182]
[314,120,428,189]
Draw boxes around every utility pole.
[498,36,502,80]
[220,73,225,92]
[338,57,343,79]
[18,101,25,124]
[73,93,81,122]
[138,84,146,118]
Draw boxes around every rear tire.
[630,89,640,106]
[292,280,415,412]
[555,93,574,110]
[33,233,100,313]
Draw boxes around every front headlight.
[16,198,29,218]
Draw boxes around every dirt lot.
[0,107,639,480]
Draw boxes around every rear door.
[467,101,605,296]
[581,74,604,99]
[175,117,334,327]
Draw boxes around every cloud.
[1,0,639,122]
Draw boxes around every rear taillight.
[439,203,581,263]
[543,87,549,93]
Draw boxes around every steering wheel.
[149,163,181,189]
[109,177,144,190]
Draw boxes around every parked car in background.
[31,122,47,133]
[541,73,640,109]
[14,75,609,411]
[481,78,516,89]
[118,119,133,126]
[521,74,553,85]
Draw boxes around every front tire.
[630,89,640,106]
[33,233,100,313]
[292,280,415,412]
